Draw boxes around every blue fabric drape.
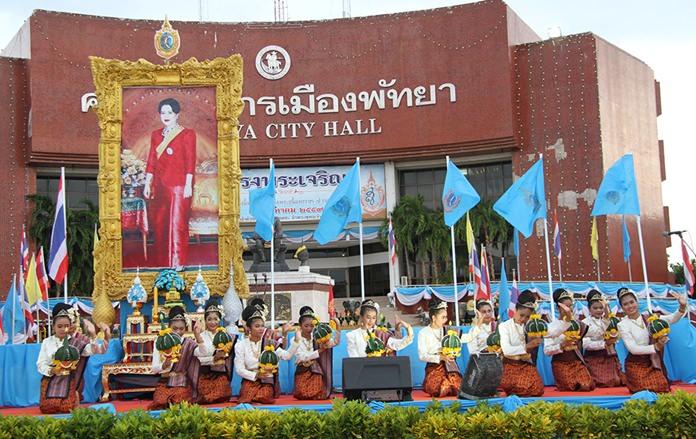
[3,320,696,407]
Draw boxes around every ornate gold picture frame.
[90,56,248,320]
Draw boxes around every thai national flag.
[48,168,69,284]
[477,246,491,302]
[36,247,50,302]
[20,225,30,281]
[471,245,481,297]
[553,212,562,260]
[683,241,695,297]
[388,218,397,265]
[508,272,520,319]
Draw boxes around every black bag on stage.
[458,352,503,400]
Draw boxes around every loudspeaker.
[342,356,413,402]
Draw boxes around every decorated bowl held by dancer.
[524,314,548,338]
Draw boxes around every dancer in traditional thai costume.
[499,290,545,397]
[418,299,482,397]
[346,299,413,358]
[617,288,687,393]
[65,305,110,400]
[234,304,297,404]
[293,306,341,400]
[466,299,496,355]
[149,306,206,410]
[36,303,109,414]
[582,290,625,387]
[194,299,237,404]
[543,288,596,391]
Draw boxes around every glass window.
[36,175,99,210]
[399,161,513,207]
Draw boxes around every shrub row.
[1,390,695,438]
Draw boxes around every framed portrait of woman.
[90,56,248,305]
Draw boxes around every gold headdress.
[432,301,448,311]
[617,288,635,300]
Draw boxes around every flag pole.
[12,273,16,345]
[60,167,68,303]
[269,158,276,330]
[543,218,555,321]
[357,157,365,302]
[451,225,460,326]
[446,156,461,326]
[635,216,652,313]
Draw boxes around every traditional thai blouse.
[418,325,482,364]
[582,316,610,351]
[194,329,230,366]
[233,337,298,382]
[499,319,529,358]
[345,326,413,358]
[618,309,684,356]
[466,323,493,355]
[294,334,339,365]
[36,335,103,377]
[152,337,211,374]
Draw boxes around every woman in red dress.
[143,97,196,270]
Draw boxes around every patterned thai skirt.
[551,358,596,391]
[194,370,232,405]
[293,367,326,400]
[584,349,626,388]
[624,354,670,394]
[39,376,79,414]
[500,358,544,397]
[423,362,462,397]
[239,379,276,404]
[148,378,193,410]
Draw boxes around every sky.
[1,0,695,265]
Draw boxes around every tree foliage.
[25,194,99,297]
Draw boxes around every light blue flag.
[249,161,275,241]
[498,259,510,322]
[314,162,362,245]
[442,160,481,227]
[622,215,631,262]
[513,228,520,257]
[493,159,546,238]
[1,276,24,345]
[591,154,641,216]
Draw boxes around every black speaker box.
[342,356,413,402]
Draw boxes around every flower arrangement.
[365,330,385,357]
[154,269,187,292]
[312,316,333,345]
[259,345,279,375]
[604,313,621,340]
[647,314,670,339]
[487,330,501,353]
[120,149,147,187]
[155,327,182,363]
[525,314,548,338]
[441,329,462,358]
[52,337,80,375]
[212,327,233,364]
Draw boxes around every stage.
[1,384,695,418]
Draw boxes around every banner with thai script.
[240,164,387,222]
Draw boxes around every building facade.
[0,0,670,299]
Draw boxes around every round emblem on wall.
[255,45,291,80]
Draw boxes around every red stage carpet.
[3,383,695,417]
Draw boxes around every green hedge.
[1,391,695,438]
